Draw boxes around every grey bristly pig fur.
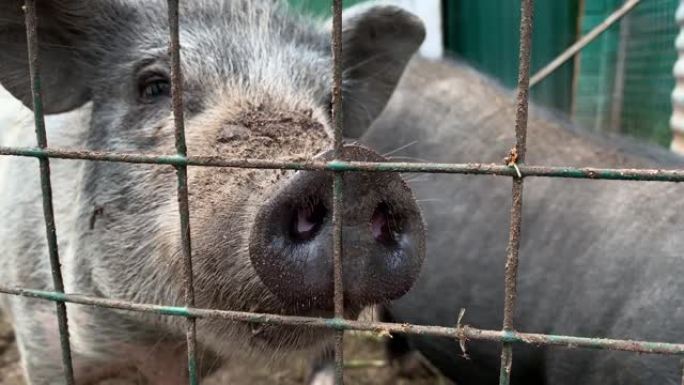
[0,1,427,384]
[361,58,684,384]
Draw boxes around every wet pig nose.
[249,145,426,311]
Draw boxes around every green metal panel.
[288,0,367,16]
[573,0,622,133]
[575,0,677,147]
[621,0,677,146]
[443,0,579,113]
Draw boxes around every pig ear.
[0,1,92,114]
[337,5,425,138]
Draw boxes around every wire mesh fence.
[0,1,683,385]
[574,0,678,147]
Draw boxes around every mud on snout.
[168,106,425,352]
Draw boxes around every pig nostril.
[290,201,327,242]
[371,202,402,247]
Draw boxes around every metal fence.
[1,0,684,384]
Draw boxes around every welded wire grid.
[2,0,684,384]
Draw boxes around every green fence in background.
[289,0,365,16]
[622,0,678,146]
[573,0,623,135]
[443,0,579,114]
[289,0,678,148]
[574,0,677,147]
[290,0,579,114]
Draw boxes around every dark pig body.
[363,58,684,385]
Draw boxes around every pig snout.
[249,144,425,311]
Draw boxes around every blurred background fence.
[290,0,682,151]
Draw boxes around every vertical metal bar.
[331,0,345,384]
[23,1,76,384]
[167,1,198,384]
[499,1,534,384]
[332,174,344,385]
[331,0,344,155]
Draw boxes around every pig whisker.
[343,54,407,88]
[405,176,432,183]
[383,140,418,157]
[341,52,393,78]
[343,139,361,147]
[415,199,444,204]
[341,92,375,126]
[388,155,430,163]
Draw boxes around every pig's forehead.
[97,0,330,82]
[100,0,328,57]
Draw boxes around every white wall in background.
[393,0,443,59]
[671,0,684,154]
[344,0,443,59]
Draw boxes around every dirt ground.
[0,311,450,385]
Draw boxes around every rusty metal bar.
[529,0,641,88]
[22,1,76,383]
[3,286,684,357]
[166,0,199,384]
[332,173,345,385]
[499,1,534,384]
[330,0,345,383]
[2,146,684,182]
[331,0,344,156]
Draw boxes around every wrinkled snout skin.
[0,0,426,384]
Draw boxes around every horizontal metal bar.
[2,286,684,356]
[1,146,683,182]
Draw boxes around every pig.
[0,1,428,384]
[355,57,684,384]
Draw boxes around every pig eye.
[138,74,171,102]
